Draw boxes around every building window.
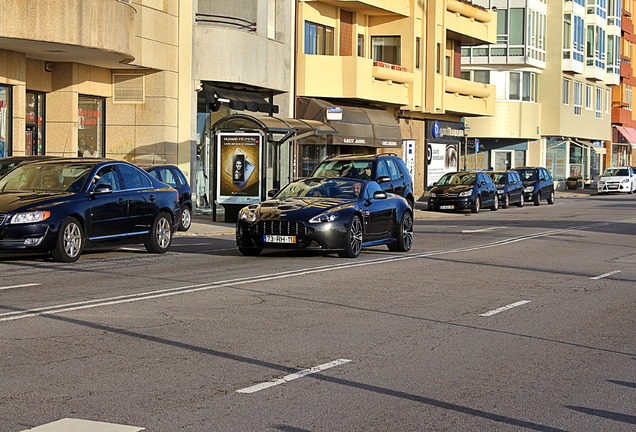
[497,9,508,44]
[0,85,11,158]
[509,72,521,100]
[586,84,593,110]
[304,22,334,55]
[25,91,45,156]
[606,89,610,114]
[596,87,603,118]
[461,71,471,80]
[357,34,364,57]
[78,95,105,157]
[522,71,537,102]
[563,78,571,105]
[437,43,441,73]
[474,70,490,84]
[267,0,276,40]
[509,9,525,46]
[574,81,582,115]
[625,85,632,111]
[372,36,401,65]
[416,37,421,69]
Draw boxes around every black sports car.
[0,158,180,262]
[236,177,413,258]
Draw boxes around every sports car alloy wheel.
[52,217,84,263]
[339,215,363,258]
[390,212,413,252]
[179,205,192,231]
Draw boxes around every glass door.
[25,92,45,155]
[493,150,513,170]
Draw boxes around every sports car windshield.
[276,178,363,199]
[0,162,93,193]
[313,160,374,180]
[602,168,629,177]
[437,173,475,186]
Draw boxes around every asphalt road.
[1,194,635,432]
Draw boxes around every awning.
[202,83,279,114]
[296,97,402,147]
[212,114,336,144]
[613,125,636,149]
[572,139,607,155]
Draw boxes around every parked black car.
[311,154,415,207]
[486,170,524,208]
[143,164,192,231]
[236,177,413,258]
[0,156,59,179]
[428,171,498,213]
[0,158,180,262]
[516,167,555,206]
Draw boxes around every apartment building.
[611,0,636,166]
[295,0,497,197]
[0,0,184,167]
[465,0,618,184]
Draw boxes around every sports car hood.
[432,184,473,194]
[252,197,351,220]
[0,192,76,213]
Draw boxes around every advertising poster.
[427,142,458,187]
[216,132,262,204]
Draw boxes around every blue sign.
[431,121,440,139]
[475,138,480,153]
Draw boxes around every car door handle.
[118,198,126,206]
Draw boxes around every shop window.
[546,139,567,181]
[78,96,105,157]
[26,91,45,156]
[304,22,334,55]
[0,85,11,158]
[372,36,401,65]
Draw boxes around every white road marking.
[0,283,40,291]
[590,270,621,280]
[479,300,531,317]
[236,359,352,394]
[1,218,633,323]
[21,418,143,431]
[462,227,506,233]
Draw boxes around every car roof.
[323,153,399,161]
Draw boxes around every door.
[117,164,156,234]
[25,92,44,155]
[88,165,128,240]
[361,182,393,239]
[493,151,513,171]
[386,158,407,197]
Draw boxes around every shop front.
[462,138,529,172]
[545,137,604,183]
[0,85,11,158]
[295,97,403,177]
[612,126,635,167]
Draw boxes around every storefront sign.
[427,143,458,187]
[326,107,342,121]
[403,140,415,179]
[216,132,262,204]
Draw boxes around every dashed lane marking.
[0,283,40,291]
[236,359,352,394]
[590,270,621,280]
[21,418,143,431]
[479,300,531,317]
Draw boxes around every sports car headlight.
[429,192,436,198]
[458,189,473,197]
[239,208,257,223]
[524,185,534,193]
[309,212,339,224]
[10,211,51,224]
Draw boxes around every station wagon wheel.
[52,217,84,263]
[338,215,362,258]
[471,196,481,214]
[390,211,413,252]
[501,193,510,209]
[179,205,192,231]
[145,212,172,254]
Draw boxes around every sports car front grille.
[250,220,314,236]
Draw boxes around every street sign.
[475,138,480,153]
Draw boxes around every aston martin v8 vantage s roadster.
[236,177,413,258]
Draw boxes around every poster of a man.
[233,154,245,182]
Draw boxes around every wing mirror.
[373,190,388,200]
[93,184,113,195]
[377,176,391,183]
[267,189,278,198]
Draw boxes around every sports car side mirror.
[267,189,278,197]
[93,184,113,195]
[373,191,388,200]
[377,176,391,183]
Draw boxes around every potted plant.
[566,175,581,190]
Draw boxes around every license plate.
[440,205,454,210]
[608,185,618,189]
[263,235,296,244]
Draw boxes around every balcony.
[313,0,409,17]
[446,0,496,45]
[620,61,632,79]
[297,54,410,106]
[0,0,136,67]
[443,76,495,116]
[622,11,634,34]
[612,104,634,126]
[467,100,541,139]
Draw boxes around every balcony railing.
[447,0,493,23]
[195,13,256,32]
